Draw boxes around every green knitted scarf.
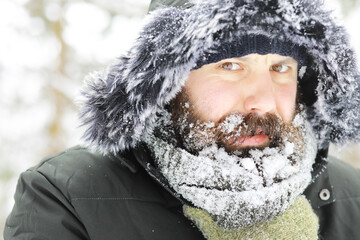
[183,195,319,240]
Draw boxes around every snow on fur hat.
[79,0,360,155]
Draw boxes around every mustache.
[215,112,282,146]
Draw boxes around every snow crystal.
[219,114,244,134]
[298,66,307,79]
[240,158,256,172]
[292,108,306,127]
[283,141,294,155]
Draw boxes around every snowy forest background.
[1,0,360,235]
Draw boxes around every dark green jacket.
[4,146,360,239]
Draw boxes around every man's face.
[151,55,316,229]
[182,53,298,151]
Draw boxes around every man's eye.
[271,64,289,73]
[220,62,241,71]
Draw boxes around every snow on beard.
[169,91,305,167]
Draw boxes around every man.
[4,0,360,239]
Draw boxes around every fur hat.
[79,0,360,154]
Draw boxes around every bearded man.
[5,0,360,239]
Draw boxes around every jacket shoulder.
[4,146,103,239]
[31,146,164,203]
[5,146,203,240]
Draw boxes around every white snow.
[298,66,307,79]
[219,114,244,134]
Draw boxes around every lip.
[228,134,269,148]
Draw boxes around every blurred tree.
[25,0,70,154]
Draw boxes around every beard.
[147,90,317,229]
[165,91,305,162]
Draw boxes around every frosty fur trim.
[79,0,360,154]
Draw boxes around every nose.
[242,70,276,115]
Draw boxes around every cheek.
[275,84,297,122]
[187,81,240,122]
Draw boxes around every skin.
[185,53,298,148]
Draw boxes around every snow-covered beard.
[146,95,317,229]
